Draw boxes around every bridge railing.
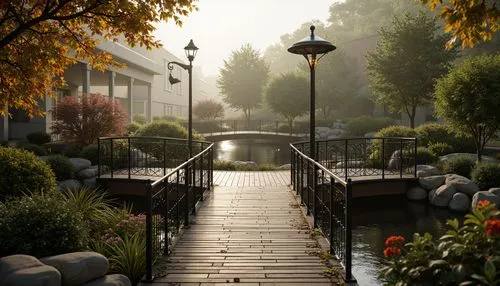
[97,136,210,178]
[186,120,330,135]
[290,137,416,283]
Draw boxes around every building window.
[166,105,173,116]
[176,107,182,117]
[10,109,29,123]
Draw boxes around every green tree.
[0,0,195,117]
[217,44,269,123]
[193,99,224,121]
[367,12,458,128]
[265,73,308,132]
[435,55,500,161]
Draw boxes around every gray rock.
[428,189,437,203]
[233,161,258,168]
[82,177,97,188]
[416,165,441,178]
[58,179,82,191]
[439,153,496,163]
[69,158,92,172]
[76,166,99,179]
[445,174,479,196]
[83,274,131,286]
[472,191,500,209]
[419,175,446,190]
[388,150,402,169]
[0,255,60,286]
[40,252,109,286]
[406,186,427,200]
[278,164,291,170]
[488,187,500,197]
[431,184,456,207]
[448,193,470,212]
[335,160,364,168]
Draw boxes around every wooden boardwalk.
[147,171,343,285]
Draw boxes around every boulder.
[82,177,97,188]
[233,161,258,168]
[431,184,456,207]
[388,150,402,169]
[445,174,479,196]
[416,165,441,178]
[472,191,500,209]
[76,166,99,179]
[488,187,500,197]
[428,189,437,203]
[0,255,60,286]
[419,175,445,190]
[83,274,131,286]
[69,158,92,172]
[406,187,427,201]
[448,193,470,212]
[40,252,109,286]
[335,160,364,168]
[58,179,82,191]
[439,153,497,163]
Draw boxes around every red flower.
[476,200,491,211]
[385,235,405,247]
[384,247,401,258]
[486,219,500,236]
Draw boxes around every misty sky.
[154,0,340,77]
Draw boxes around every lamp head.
[184,39,198,62]
[169,73,181,85]
[288,26,336,67]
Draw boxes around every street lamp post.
[288,26,335,160]
[168,39,199,157]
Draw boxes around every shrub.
[213,160,278,171]
[132,114,146,125]
[370,125,418,163]
[26,132,51,145]
[0,193,87,257]
[46,155,74,180]
[346,116,396,136]
[80,145,99,165]
[0,147,56,201]
[415,123,476,153]
[152,115,181,123]
[107,233,146,285]
[427,142,453,156]
[193,99,224,121]
[127,122,142,135]
[214,160,237,170]
[64,143,83,158]
[51,93,128,146]
[404,147,438,165]
[471,163,500,190]
[380,201,500,285]
[441,156,476,178]
[17,141,47,156]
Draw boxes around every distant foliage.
[441,156,476,178]
[415,123,476,153]
[346,116,396,136]
[26,132,51,145]
[472,163,500,190]
[127,122,142,135]
[132,114,146,125]
[193,99,224,121]
[17,141,47,156]
[0,147,56,201]
[51,94,127,146]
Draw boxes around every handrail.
[98,135,209,144]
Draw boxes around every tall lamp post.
[168,39,199,157]
[288,26,335,160]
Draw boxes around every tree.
[265,73,308,132]
[193,99,224,121]
[0,0,196,117]
[51,93,127,146]
[420,0,499,48]
[366,12,458,128]
[434,55,500,162]
[217,44,269,123]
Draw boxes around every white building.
[0,40,202,141]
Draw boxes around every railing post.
[400,139,404,178]
[290,148,295,190]
[128,138,131,179]
[164,180,169,255]
[200,149,204,201]
[110,139,114,178]
[382,138,385,180]
[414,138,418,177]
[192,159,197,215]
[306,161,310,215]
[345,179,355,283]
[298,154,302,197]
[145,181,153,282]
[313,164,318,228]
[97,138,101,177]
[329,177,334,255]
[344,139,348,181]
[184,165,190,227]
[163,139,167,176]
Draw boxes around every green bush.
[127,122,142,135]
[471,163,500,190]
[152,115,181,123]
[26,132,51,145]
[404,147,438,165]
[0,193,87,257]
[132,114,146,125]
[346,116,396,136]
[214,160,237,170]
[0,147,56,201]
[370,125,418,164]
[17,141,47,156]
[213,160,279,171]
[64,144,83,158]
[441,156,476,178]
[380,202,500,285]
[79,145,99,165]
[427,142,453,156]
[47,155,74,181]
[415,123,476,153]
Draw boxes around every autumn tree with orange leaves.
[0,0,196,117]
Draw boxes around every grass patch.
[213,160,280,171]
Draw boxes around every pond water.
[216,139,463,285]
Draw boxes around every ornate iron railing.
[145,141,213,281]
[97,136,209,178]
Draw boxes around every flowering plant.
[101,213,146,244]
[380,200,500,285]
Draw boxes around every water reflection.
[351,196,462,285]
[214,139,290,165]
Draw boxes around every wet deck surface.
[147,171,343,285]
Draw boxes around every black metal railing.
[293,137,417,181]
[290,137,416,283]
[97,136,209,178]
[144,142,214,281]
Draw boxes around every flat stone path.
[150,171,342,285]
